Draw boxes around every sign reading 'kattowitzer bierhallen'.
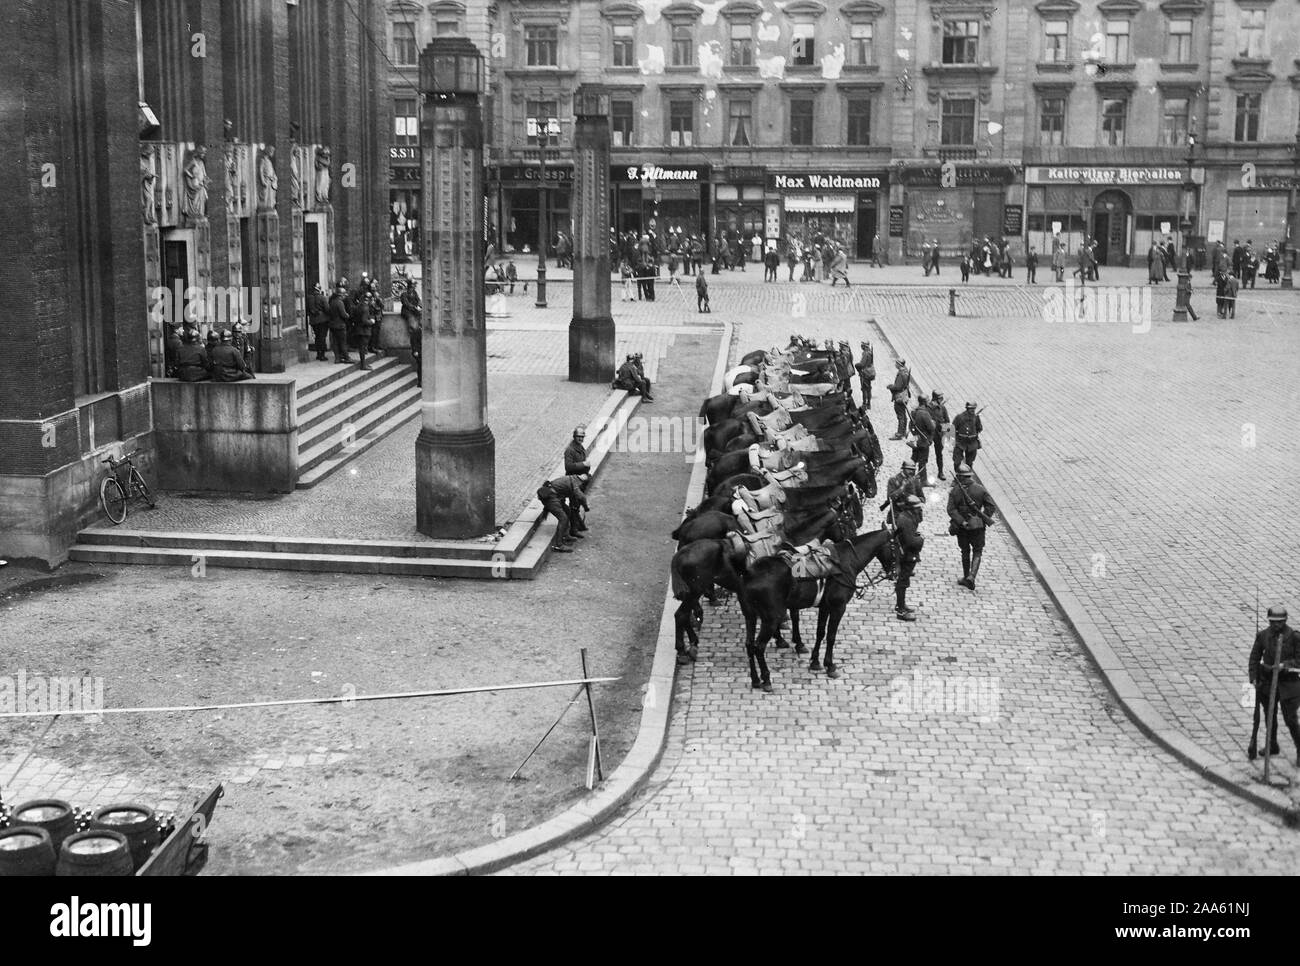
[1026,166,1185,185]
[769,172,883,191]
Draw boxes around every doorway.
[856,204,877,259]
[1092,190,1132,266]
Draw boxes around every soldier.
[208,330,254,382]
[537,473,590,554]
[564,425,590,475]
[893,494,925,621]
[952,401,982,469]
[230,321,255,374]
[172,328,210,382]
[887,358,911,440]
[855,340,875,409]
[327,282,352,364]
[947,463,997,591]
[307,282,330,361]
[882,459,926,524]
[909,392,936,484]
[1248,605,1300,765]
[927,391,952,481]
[350,288,372,370]
[614,354,654,401]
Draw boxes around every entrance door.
[857,206,877,259]
[1092,212,1111,264]
[1092,190,1132,266]
[304,221,321,294]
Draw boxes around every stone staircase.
[293,355,421,488]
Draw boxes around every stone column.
[569,85,615,384]
[415,40,495,538]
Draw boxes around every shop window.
[392,21,417,66]
[1238,9,1265,58]
[669,99,694,146]
[941,97,975,145]
[1039,96,1065,146]
[790,98,814,145]
[612,24,634,67]
[612,100,635,146]
[526,98,558,143]
[847,98,872,146]
[730,22,753,67]
[1166,19,1192,62]
[671,23,694,66]
[1105,20,1130,63]
[1160,97,1189,146]
[942,21,979,65]
[729,99,752,146]
[1101,97,1127,145]
[1043,20,1069,63]
[791,17,815,66]
[394,98,418,145]
[850,23,873,66]
[525,25,559,67]
[1235,93,1261,143]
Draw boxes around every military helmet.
[901,459,916,472]
[573,424,586,438]
[1267,605,1288,622]
[917,392,929,403]
[933,391,944,401]
[956,463,973,478]
[965,401,977,410]
[206,331,219,343]
[896,359,906,367]
[220,329,232,343]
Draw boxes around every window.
[850,23,874,66]
[392,21,417,66]
[730,22,753,66]
[728,99,752,146]
[526,98,558,143]
[847,97,872,145]
[1105,20,1130,62]
[434,18,461,36]
[1239,9,1265,58]
[612,24,634,67]
[669,99,694,146]
[525,25,558,67]
[1043,20,1069,63]
[1235,92,1261,142]
[942,20,979,64]
[1101,97,1127,145]
[1039,96,1065,145]
[791,16,815,66]
[1166,18,1192,61]
[671,23,694,66]
[1160,97,1189,145]
[612,99,634,146]
[394,98,418,145]
[941,97,975,144]
[790,98,814,144]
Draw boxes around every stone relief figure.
[258,145,278,209]
[181,145,210,221]
[314,146,332,205]
[140,148,157,224]
[289,146,302,210]
[224,143,238,212]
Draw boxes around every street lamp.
[1282,125,1299,290]
[535,87,551,308]
[1174,122,1197,321]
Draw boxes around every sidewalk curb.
[362,321,733,876]
[869,318,1300,826]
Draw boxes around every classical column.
[415,40,495,538]
[569,86,615,383]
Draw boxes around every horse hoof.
[794,644,808,655]
[774,639,789,650]
[751,679,764,690]
[808,660,822,671]
[1247,745,1258,761]
[688,646,699,662]
[827,666,840,679]
[706,598,720,607]
[762,682,774,693]
[676,652,691,666]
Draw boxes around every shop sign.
[390,167,420,184]
[389,146,419,162]
[901,165,1017,186]
[1027,166,1184,185]
[728,166,766,183]
[495,164,574,184]
[1002,204,1023,236]
[1257,175,1300,190]
[888,205,905,237]
[769,172,883,191]
[614,164,708,184]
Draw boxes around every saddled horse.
[670,537,747,663]
[740,528,897,681]
[702,418,748,462]
[671,510,739,549]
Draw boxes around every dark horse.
[740,529,896,681]
[669,537,747,663]
[671,510,739,549]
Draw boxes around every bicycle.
[99,451,156,525]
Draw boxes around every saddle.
[748,443,794,474]
[728,528,784,566]
[780,539,840,580]
[731,502,783,535]
[734,481,787,512]
[724,364,756,391]
[749,408,791,438]
[762,462,809,487]
[776,433,825,453]
[728,382,756,397]
[792,382,839,397]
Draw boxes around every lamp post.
[535,89,550,309]
[1174,124,1197,321]
[1282,127,1299,290]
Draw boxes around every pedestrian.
[327,282,352,364]
[1225,271,1240,318]
[892,494,925,621]
[1243,242,1258,288]
[1264,244,1279,283]
[350,287,372,370]
[908,392,936,484]
[959,253,971,284]
[614,354,654,400]
[952,401,982,469]
[927,391,952,481]
[786,243,799,282]
[1231,238,1244,277]
[871,234,883,268]
[828,246,851,287]
[1026,248,1038,284]
[947,463,997,592]
[1248,605,1300,765]
[696,271,710,313]
[400,281,422,387]
[307,282,330,361]
[752,232,763,263]
[1088,239,1100,280]
[855,340,875,409]
[1215,271,1229,318]
[887,358,911,440]
[366,278,384,355]
[506,259,518,294]
[1148,242,1163,284]
[537,473,590,553]
[620,257,635,301]
[1052,240,1065,282]
[764,244,780,282]
[922,240,932,277]
[209,329,254,382]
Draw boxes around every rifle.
[952,474,995,528]
[1263,605,1283,783]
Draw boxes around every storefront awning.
[784,195,856,213]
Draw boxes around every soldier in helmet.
[563,425,591,539]
[882,459,927,525]
[208,329,254,382]
[887,358,911,440]
[1248,605,1300,764]
[893,494,925,621]
[947,463,997,591]
[855,340,876,409]
[909,392,937,484]
[614,354,654,401]
[952,401,983,469]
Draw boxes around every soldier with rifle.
[952,401,983,469]
[947,463,997,591]
[1248,605,1300,767]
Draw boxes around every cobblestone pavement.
[507,282,1300,874]
[100,326,681,536]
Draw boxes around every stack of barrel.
[0,798,169,876]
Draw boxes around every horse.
[672,510,739,548]
[669,536,747,663]
[702,418,747,462]
[740,529,897,681]
[699,393,736,425]
[722,432,761,454]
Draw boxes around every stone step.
[295,390,422,487]
[66,540,550,579]
[295,355,404,415]
[73,528,502,561]
[297,361,414,439]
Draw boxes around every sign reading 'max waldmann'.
[769,172,884,191]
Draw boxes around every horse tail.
[698,398,710,419]
[670,553,690,599]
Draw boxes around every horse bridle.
[836,531,896,599]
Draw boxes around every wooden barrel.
[11,799,76,851]
[91,804,160,872]
[0,826,57,876]
[56,830,134,877]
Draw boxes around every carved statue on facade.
[258,145,278,209]
[181,145,210,221]
[141,148,158,225]
[315,146,332,205]
[289,145,302,210]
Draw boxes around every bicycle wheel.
[130,468,156,509]
[100,476,128,525]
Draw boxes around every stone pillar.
[415,40,495,538]
[569,85,615,384]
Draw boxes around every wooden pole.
[581,648,604,782]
